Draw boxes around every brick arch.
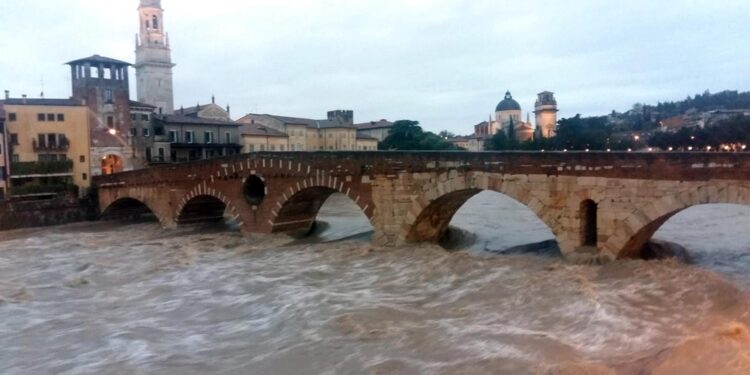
[101,197,162,223]
[603,185,750,260]
[401,176,563,248]
[175,182,242,226]
[268,178,374,235]
[99,188,172,227]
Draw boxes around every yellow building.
[240,123,289,152]
[2,98,92,197]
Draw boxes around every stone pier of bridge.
[94,152,750,261]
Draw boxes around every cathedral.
[474,91,558,146]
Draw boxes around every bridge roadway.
[94,151,750,261]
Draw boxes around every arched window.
[152,15,159,29]
[145,20,150,29]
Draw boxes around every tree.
[379,120,461,151]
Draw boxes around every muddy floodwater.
[1,192,749,374]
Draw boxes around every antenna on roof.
[40,76,45,98]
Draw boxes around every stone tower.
[135,0,175,114]
[67,55,136,175]
[534,91,558,138]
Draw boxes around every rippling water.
[1,193,749,374]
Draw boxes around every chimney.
[4,90,8,100]
[211,95,215,104]
[226,105,230,116]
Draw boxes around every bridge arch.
[603,185,750,260]
[175,184,241,226]
[101,197,160,222]
[270,183,373,236]
[402,175,564,251]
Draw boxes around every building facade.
[238,110,380,151]
[1,99,92,197]
[355,120,393,142]
[135,0,175,114]
[67,55,137,175]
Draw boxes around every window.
[185,131,194,144]
[10,134,18,145]
[143,128,150,137]
[152,15,159,29]
[145,20,150,29]
[11,154,19,162]
[260,144,265,151]
[82,173,88,181]
[141,114,149,121]
[57,114,64,122]
[270,145,275,151]
[106,116,114,128]
[38,113,46,122]
[145,148,152,162]
[80,155,85,163]
[168,130,178,143]
[103,68,112,80]
[130,114,136,120]
[47,113,55,122]
[105,89,113,104]
[290,144,295,151]
[225,132,231,144]
[248,144,255,152]
[158,148,165,161]
[280,145,285,151]
[90,67,99,78]
[8,113,16,122]
[130,128,137,137]
[204,131,213,144]
[298,144,303,151]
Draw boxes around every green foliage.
[11,160,74,176]
[9,183,75,197]
[379,120,462,151]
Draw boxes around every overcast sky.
[1,0,749,134]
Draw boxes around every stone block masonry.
[95,151,750,261]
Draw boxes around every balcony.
[9,183,75,197]
[33,137,70,152]
[10,160,74,177]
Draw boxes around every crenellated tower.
[135,0,175,114]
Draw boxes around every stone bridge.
[93,151,750,261]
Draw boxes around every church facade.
[473,91,558,149]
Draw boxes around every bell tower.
[534,91,558,138]
[135,0,175,114]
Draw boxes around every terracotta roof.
[153,114,238,126]
[66,54,131,66]
[240,123,288,137]
[1,98,84,107]
[355,120,393,130]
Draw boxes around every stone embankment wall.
[0,194,95,231]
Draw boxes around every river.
[0,192,749,374]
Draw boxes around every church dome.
[496,91,521,112]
